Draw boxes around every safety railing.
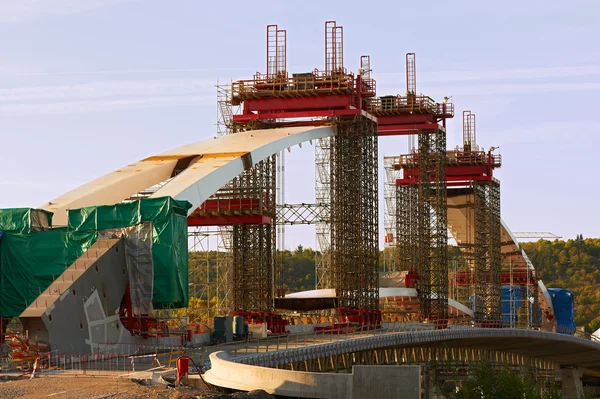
[367,95,453,117]
[231,70,356,103]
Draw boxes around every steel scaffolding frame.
[315,136,332,289]
[396,129,448,323]
[383,156,401,272]
[330,116,379,309]
[473,180,501,323]
[229,156,277,311]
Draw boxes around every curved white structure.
[41,126,336,226]
[446,194,554,320]
[285,288,474,318]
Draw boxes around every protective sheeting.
[0,197,191,317]
[547,288,576,335]
[101,223,154,315]
[0,208,52,234]
[0,229,97,317]
[67,197,192,309]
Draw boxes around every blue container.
[547,288,576,335]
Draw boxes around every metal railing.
[367,95,454,117]
[231,70,357,103]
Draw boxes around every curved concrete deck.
[42,126,335,225]
[231,328,600,375]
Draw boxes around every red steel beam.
[243,95,355,112]
[233,109,376,123]
[197,198,264,213]
[450,271,536,286]
[187,215,272,226]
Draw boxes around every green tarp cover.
[0,197,191,317]
[0,229,97,316]
[0,208,53,234]
[67,197,192,309]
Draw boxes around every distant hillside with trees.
[520,236,600,330]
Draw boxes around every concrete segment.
[352,365,420,399]
[198,351,421,399]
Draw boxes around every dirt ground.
[0,376,276,399]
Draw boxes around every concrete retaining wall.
[194,351,420,399]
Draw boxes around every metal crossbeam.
[276,203,329,225]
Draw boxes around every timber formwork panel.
[330,116,379,309]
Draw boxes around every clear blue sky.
[0,0,598,248]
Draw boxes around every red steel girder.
[243,95,355,112]
[397,175,494,186]
[188,215,272,226]
[197,198,266,213]
[451,271,536,286]
[378,123,443,136]
[233,109,376,123]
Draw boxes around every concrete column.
[561,367,583,399]
[352,365,421,399]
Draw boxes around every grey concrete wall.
[198,351,421,399]
[352,365,421,399]
[201,351,352,399]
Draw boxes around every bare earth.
[0,377,276,399]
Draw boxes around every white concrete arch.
[41,126,336,226]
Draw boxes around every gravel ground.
[0,377,277,399]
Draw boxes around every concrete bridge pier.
[560,367,583,399]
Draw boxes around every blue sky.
[0,0,598,248]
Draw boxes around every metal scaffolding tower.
[371,53,453,323]
[396,129,449,323]
[315,135,332,289]
[330,116,379,309]
[445,111,503,326]
[473,180,501,322]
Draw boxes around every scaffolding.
[396,128,448,323]
[473,180,501,323]
[383,156,401,272]
[330,116,379,309]
[315,136,332,289]
[444,111,503,326]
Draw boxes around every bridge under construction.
[0,20,596,399]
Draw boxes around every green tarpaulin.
[67,197,192,309]
[0,229,97,316]
[0,208,53,234]
[0,197,191,317]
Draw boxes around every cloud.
[0,79,214,103]
[0,0,135,24]
[377,65,600,84]
[0,180,50,188]
[0,79,216,116]
[0,95,214,116]
[378,80,600,98]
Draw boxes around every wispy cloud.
[0,0,135,24]
[378,81,600,98]
[0,79,215,116]
[377,65,600,84]
[0,180,50,188]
